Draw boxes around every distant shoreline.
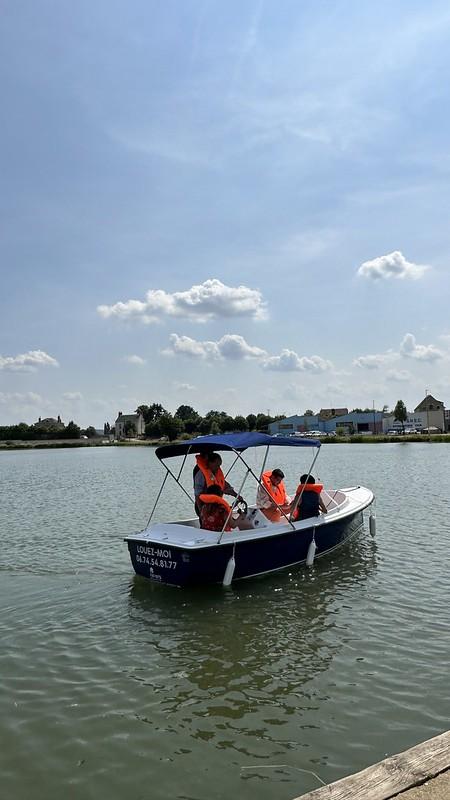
[1,433,449,451]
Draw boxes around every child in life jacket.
[199,485,252,532]
[256,468,291,523]
[290,474,328,521]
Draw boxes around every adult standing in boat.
[194,452,242,515]
[290,474,328,521]
[256,468,291,523]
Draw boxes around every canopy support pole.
[146,471,169,527]
[146,447,193,527]
[218,466,251,543]
[224,449,299,533]
[224,453,239,479]
[289,448,320,522]
[258,445,270,481]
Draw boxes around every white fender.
[306,537,316,567]
[222,555,235,586]
[369,512,376,537]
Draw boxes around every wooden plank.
[292,731,450,800]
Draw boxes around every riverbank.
[1,433,449,450]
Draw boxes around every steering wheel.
[231,498,248,519]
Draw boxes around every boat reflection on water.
[125,532,378,767]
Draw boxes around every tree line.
[0,400,409,442]
[130,404,285,441]
[0,420,83,441]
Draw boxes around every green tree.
[184,415,202,434]
[145,420,162,438]
[159,414,184,441]
[219,415,235,433]
[199,416,213,434]
[394,400,408,433]
[204,409,227,421]
[304,409,314,416]
[256,413,273,431]
[136,405,150,421]
[200,412,224,434]
[246,414,257,431]
[233,415,249,431]
[136,403,167,424]
[124,420,137,437]
[85,426,97,438]
[175,405,197,420]
[64,421,81,439]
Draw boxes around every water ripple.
[0,445,449,800]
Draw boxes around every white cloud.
[217,334,267,360]
[98,279,267,323]
[386,369,411,382]
[63,392,83,401]
[438,334,450,351]
[357,250,430,280]
[282,229,340,262]
[0,350,59,372]
[353,352,396,369]
[123,355,146,365]
[400,333,443,361]
[174,382,196,391]
[164,335,220,359]
[262,349,332,373]
[164,333,267,361]
[0,392,43,405]
[165,335,333,374]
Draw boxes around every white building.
[382,394,446,433]
[115,411,145,438]
[382,412,425,433]
[414,394,445,432]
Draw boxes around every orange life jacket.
[195,454,225,491]
[199,493,232,531]
[259,471,288,523]
[295,483,323,496]
[292,483,323,521]
[261,470,287,507]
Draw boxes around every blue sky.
[1,0,450,426]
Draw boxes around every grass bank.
[1,434,449,451]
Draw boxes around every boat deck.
[125,486,373,549]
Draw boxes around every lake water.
[1,444,449,800]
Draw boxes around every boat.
[124,432,374,587]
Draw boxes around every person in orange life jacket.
[256,468,291,523]
[199,485,252,532]
[193,452,242,515]
[290,474,328,521]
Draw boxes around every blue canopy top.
[155,431,320,460]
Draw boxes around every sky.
[1,0,450,427]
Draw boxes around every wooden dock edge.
[292,730,450,800]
